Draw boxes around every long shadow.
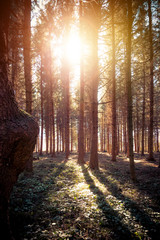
[10,156,68,240]
[101,156,160,207]
[91,169,160,240]
[98,152,160,207]
[81,166,135,240]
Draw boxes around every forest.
[0,0,160,239]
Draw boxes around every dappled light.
[10,153,160,239]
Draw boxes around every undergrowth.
[10,153,160,240]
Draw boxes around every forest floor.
[10,152,160,240]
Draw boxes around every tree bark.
[78,0,85,164]
[0,1,38,238]
[141,59,146,156]
[23,0,33,172]
[148,0,155,161]
[89,1,100,170]
[111,0,117,162]
[40,54,44,155]
[23,0,32,114]
[126,0,136,181]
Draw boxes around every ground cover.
[10,152,160,240]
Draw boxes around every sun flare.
[66,33,81,65]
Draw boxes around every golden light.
[66,33,81,65]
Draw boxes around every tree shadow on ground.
[91,168,160,240]
[98,153,160,207]
[81,165,135,240]
[10,156,68,240]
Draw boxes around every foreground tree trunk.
[0,2,38,239]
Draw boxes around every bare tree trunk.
[23,0,32,114]
[45,102,49,154]
[141,59,146,156]
[23,0,33,172]
[103,123,106,152]
[136,98,140,153]
[89,1,100,170]
[148,0,155,161]
[126,0,136,181]
[156,123,159,152]
[40,55,44,155]
[107,125,110,153]
[100,113,104,152]
[111,0,117,161]
[78,0,85,164]
[64,70,70,158]
[123,117,127,154]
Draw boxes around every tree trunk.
[107,125,110,153]
[45,102,49,154]
[126,0,136,181]
[23,0,33,172]
[141,59,146,156]
[89,1,100,170]
[40,55,44,155]
[0,2,38,238]
[111,0,117,162]
[148,0,155,161]
[65,69,70,158]
[78,0,85,164]
[23,0,32,114]
[56,112,59,153]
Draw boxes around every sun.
[51,31,81,68]
[66,33,81,65]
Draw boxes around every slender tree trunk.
[148,0,155,161]
[65,70,70,158]
[100,113,104,152]
[123,117,127,153]
[45,102,49,154]
[111,0,117,161]
[62,27,70,159]
[23,0,32,114]
[126,0,136,181]
[89,1,100,170]
[141,60,146,156]
[50,112,53,154]
[40,55,44,155]
[136,96,140,153]
[156,124,159,152]
[103,123,105,152]
[107,125,110,153]
[56,112,59,153]
[78,0,85,164]
[23,0,33,172]
[117,124,119,155]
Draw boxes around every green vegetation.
[10,153,160,240]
